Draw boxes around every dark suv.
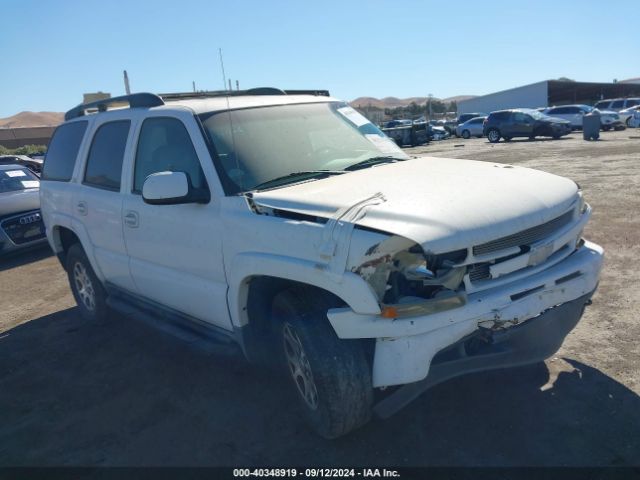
[483,109,572,143]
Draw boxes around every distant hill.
[350,95,476,109]
[0,111,64,128]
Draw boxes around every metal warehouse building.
[457,80,640,114]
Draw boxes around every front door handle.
[77,201,88,216]
[124,211,139,228]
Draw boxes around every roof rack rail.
[159,88,330,101]
[64,92,165,121]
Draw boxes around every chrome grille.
[1,210,45,245]
[473,210,574,256]
[468,263,491,282]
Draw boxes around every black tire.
[552,134,561,139]
[528,136,535,140]
[461,129,471,139]
[503,136,512,142]
[486,128,501,143]
[602,125,611,131]
[272,289,373,439]
[66,244,109,323]
[626,117,632,127]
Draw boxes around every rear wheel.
[461,129,471,139]
[602,125,611,131]
[272,289,373,439]
[66,244,109,323]
[487,129,501,143]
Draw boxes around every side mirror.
[142,171,209,205]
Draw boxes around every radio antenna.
[218,48,228,91]
[218,48,241,189]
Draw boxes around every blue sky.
[1,0,638,117]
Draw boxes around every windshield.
[0,168,39,193]
[199,102,408,193]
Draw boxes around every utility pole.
[427,93,433,121]
[228,79,232,91]
[192,81,196,92]
[123,70,131,95]
[236,80,239,91]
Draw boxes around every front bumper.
[0,210,47,255]
[327,240,603,387]
[373,289,595,418]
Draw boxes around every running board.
[106,293,240,357]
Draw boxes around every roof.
[64,90,338,121]
[162,94,340,115]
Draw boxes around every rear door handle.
[77,201,87,216]
[124,211,139,228]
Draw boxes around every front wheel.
[461,129,471,139]
[273,289,373,439]
[66,244,109,322]
[487,129,501,143]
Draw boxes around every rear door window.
[83,121,130,191]
[41,121,88,181]
[626,99,639,107]
[610,100,625,109]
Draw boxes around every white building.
[458,80,640,114]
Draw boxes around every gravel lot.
[1,129,639,466]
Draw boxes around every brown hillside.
[351,95,476,109]
[0,111,64,128]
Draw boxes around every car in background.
[594,98,640,113]
[456,116,486,139]
[483,109,572,143]
[383,119,413,128]
[620,105,640,127]
[457,112,486,125]
[0,164,47,254]
[0,155,43,175]
[617,105,640,127]
[544,105,622,130]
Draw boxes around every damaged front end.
[351,234,468,319]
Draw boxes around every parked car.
[544,105,622,130]
[455,116,486,138]
[429,124,450,140]
[0,155,43,175]
[483,109,572,143]
[41,90,603,438]
[620,105,640,127]
[383,119,412,128]
[616,105,640,127]
[0,164,47,254]
[594,97,640,112]
[457,112,486,125]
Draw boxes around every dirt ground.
[1,129,639,467]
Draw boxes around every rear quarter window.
[41,121,88,181]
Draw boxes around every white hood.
[252,157,579,254]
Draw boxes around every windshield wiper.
[251,170,347,191]
[343,156,407,171]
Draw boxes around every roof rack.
[159,87,330,101]
[64,88,331,121]
[64,93,164,121]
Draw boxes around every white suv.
[40,90,603,438]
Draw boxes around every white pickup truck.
[40,89,603,438]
